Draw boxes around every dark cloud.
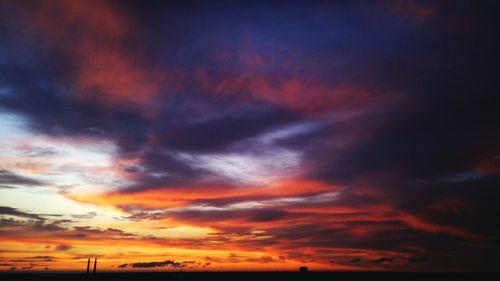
[153,104,296,153]
[373,257,395,263]
[249,209,289,222]
[68,226,136,239]
[131,260,184,268]
[0,170,45,187]
[71,212,98,219]
[0,217,139,244]
[30,221,66,232]
[0,206,43,220]
[55,244,72,251]
[21,264,34,270]
[29,256,54,259]
[245,255,275,264]
[10,259,51,262]
[304,2,500,192]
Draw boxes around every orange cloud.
[67,179,336,209]
[398,211,479,239]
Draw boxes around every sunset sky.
[0,0,499,272]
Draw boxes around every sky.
[0,0,499,272]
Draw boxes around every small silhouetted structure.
[299,266,308,272]
[93,258,97,273]
[86,258,90,274]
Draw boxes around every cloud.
[245,255,275,264]
[373,257,394,263]
[0,206,43,220]
[249,209,289,222]
[55,244,72,251]
[29,256,54,259]
[71,212,97,219]
[0,0,499,272]
[398,211,479,239]
[14,144,59,158]
[21,264,34,270]
[0,169,45,187]
[131,260,184,268]
[25,0,166,112]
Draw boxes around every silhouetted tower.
[93,258,97,273]
[86,258,90,274]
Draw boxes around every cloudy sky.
[0,0,499,272]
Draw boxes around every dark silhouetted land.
[0,271,489,281]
